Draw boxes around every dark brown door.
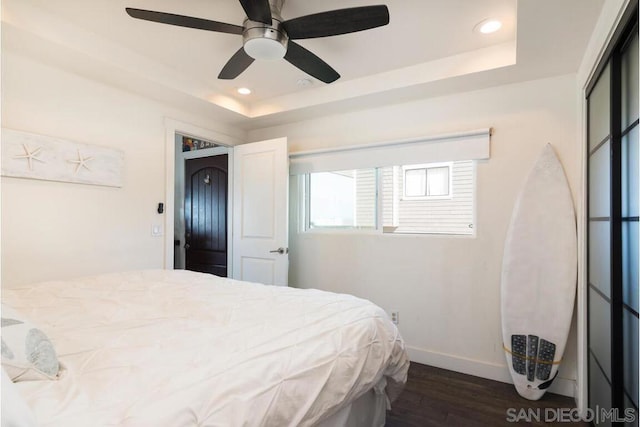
[184,155,228,276]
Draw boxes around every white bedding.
[2,270,409,426]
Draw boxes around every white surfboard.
[501,144,577,400]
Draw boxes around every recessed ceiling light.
[237,87,251,95]
[475,19,502,34]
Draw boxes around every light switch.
[152,224,163,236]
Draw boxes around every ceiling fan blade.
[284,41,340,84]
[238,0,272,24]
[218,48,255,79]
[282,5,389,39]
[125,8,243,35]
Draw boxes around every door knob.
[269,247,288,254]
[184,243,190,250]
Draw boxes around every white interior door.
[232,137,289,286]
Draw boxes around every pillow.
[1,367,38,427]
[1,304,60,381]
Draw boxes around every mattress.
[2,270,409,426]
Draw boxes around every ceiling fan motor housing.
[242,0,288,60]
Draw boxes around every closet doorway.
[165,120,288,285]
[174,133,230,277]
[586,3,638,422]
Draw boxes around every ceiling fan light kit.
[126,0,389,84]
[242,7,288,60]
[243,28,288,60]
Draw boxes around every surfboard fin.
[537,371,559,390]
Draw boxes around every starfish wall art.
[1,128,124,187]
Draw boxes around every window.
[305,169,376,229]
[402,163,451,198]
[290,128,489,236]
[301,161,475,235]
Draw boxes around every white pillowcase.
[1,304,60,381]
[1,367,38,427]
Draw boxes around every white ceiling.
[1,0,604,131]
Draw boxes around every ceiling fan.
[125,0,389,84]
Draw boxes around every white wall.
[249,74,582,396]
[1,52,244,286]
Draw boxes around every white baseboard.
[405,345,576,399]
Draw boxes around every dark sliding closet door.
[620,27,639,422]
[587,5,638,426]
[588,59,614,426]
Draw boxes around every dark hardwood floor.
[386,362,588,427]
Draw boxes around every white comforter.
[3,270,409,426]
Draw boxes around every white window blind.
[289,129,490,175]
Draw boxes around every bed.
[1,269,409,426]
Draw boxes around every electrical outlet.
[390,311,399,325]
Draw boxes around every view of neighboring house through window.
[303,160,475,235]
[382,161,474,234]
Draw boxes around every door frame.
[164,118,244,273]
